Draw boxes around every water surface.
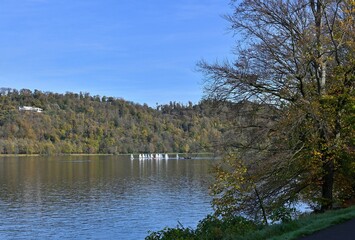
[0,155,213,239]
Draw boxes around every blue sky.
[0,0,234,106]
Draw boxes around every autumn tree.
[199,0,355,220]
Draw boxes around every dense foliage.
[146,215,258,240]
[0,88,233,155]
[199,0,355,219]
[145,197,355,240]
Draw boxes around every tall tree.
[199,0,354,219]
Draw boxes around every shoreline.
[0,152,216,157]
[0,153,114,157]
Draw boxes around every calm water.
[0,155,213,240]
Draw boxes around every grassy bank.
[243,206,355,240]
[146,206,355,240]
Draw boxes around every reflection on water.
[0,155,213,239]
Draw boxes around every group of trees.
[199,0,354,221]
[0,88,233,155]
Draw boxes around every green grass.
[239,206,355,240]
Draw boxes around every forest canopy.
[0,87,236,155]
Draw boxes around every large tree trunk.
[321,157,334,211]
[320,99,344,211]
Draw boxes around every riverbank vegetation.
[145,206,355,240]
[148,0,354,238]
[199,0,354,217]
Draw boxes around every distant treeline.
[0,88,237,155]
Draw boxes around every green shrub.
[195,215,258,240]
[270,206,297,223]
[145,215,258,240]
[145,225,196,240]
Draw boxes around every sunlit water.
[0,155,214,240]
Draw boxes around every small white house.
[19,106,43,113]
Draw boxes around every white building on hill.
[19,106,43,113]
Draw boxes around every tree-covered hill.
[0,88,234,155]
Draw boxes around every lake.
[0,155,214,239]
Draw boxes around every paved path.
[298,218,355,240]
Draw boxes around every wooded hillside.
[0,88,235,155]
